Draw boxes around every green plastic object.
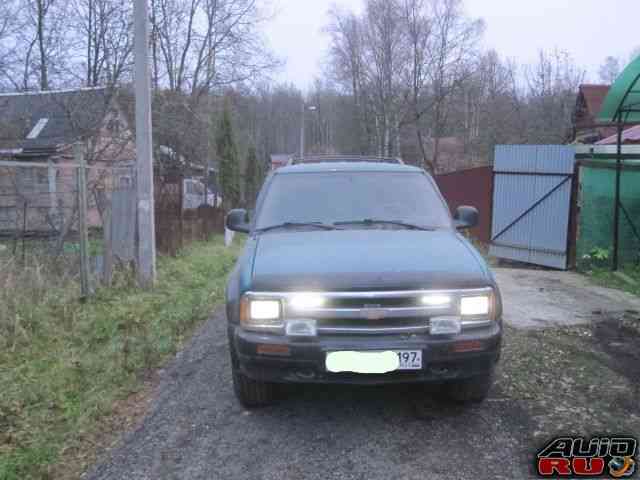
[597,55,640,123]
[577,160,640,268]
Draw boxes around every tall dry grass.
[0,237,242,480]
[0,247,80,351]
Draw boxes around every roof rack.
[289,154,404,165]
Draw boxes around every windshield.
[255,172,451,230]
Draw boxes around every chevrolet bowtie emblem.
[361,306,386,320]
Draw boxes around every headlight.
[240,296,283,330]
[460,295,490,316]
[250,300,280,320]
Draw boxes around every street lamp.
[300,103,317,160]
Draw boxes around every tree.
[326,6,369,153]
[216,100,241,209]
[399,0,484,172]
[71,0,134,87]
[243,145,262,208]
[525,49,585,143]
[149,0,279,98]
[599,56,621,84]
[326,0,483,171]
[16,0,70,90]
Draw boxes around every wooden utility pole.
[75,143,91,298]
[134,0,156,286]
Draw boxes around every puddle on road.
[592,312,640,384]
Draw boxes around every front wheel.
[231,365,275,408]
[446,372,493,404]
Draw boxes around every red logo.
[536,437,637,478]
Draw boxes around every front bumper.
[230,322,502,385]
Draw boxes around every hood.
[250,230,489,291]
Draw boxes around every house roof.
[596,124,640,145]
[579,84,610,118]
[0,87,113,156]
[270,154,292,168]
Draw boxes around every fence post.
[20,200,27,264]
[75,143,91,298]
[179,174,185,250]
[47,159,58,229]
[102,193,113,286]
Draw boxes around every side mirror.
[454,206,479,230]
[226,209,250,233]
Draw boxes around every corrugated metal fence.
[489,145,575,269]
[435,166,493,243]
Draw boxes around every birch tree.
[0,0,19,90]
[15,0,71,90]
[150,0,278,98]
[70,0,134,87]
[525,49,585,143]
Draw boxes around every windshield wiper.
[333,219,436,231]
[255,222,337,233]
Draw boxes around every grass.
[497,324,639,443]
[0,235,243,479]
[582,263,640,296]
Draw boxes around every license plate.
[395,350,422,370]
[325,350,422,374]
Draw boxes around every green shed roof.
[597,55,640,123]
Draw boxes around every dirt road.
[86,268,640,480]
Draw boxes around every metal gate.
[489,145,575,269]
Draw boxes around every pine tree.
[215,100,241,209]
[244,145,262,208]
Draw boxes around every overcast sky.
[263,0,640,91]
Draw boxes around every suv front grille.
[315,316,431,335]
[327,296,423,309]
[281,290,465,336]
[245,288,493,335]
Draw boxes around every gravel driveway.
[86,268,640,480]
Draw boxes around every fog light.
[286,319,317,337]
[430,316,461,335]
[290,294,325,310]
[421,294,452,306]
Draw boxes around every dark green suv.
[225,161,502,407]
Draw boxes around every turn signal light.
[256,344,290,356]
[451,340,485,353]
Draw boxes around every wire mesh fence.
[577,159,640,269]
[1,158,229,300]
[0,159,137,297]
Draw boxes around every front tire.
[447,372,493,404]
[228,336,275,408]
[231,365,275,408]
